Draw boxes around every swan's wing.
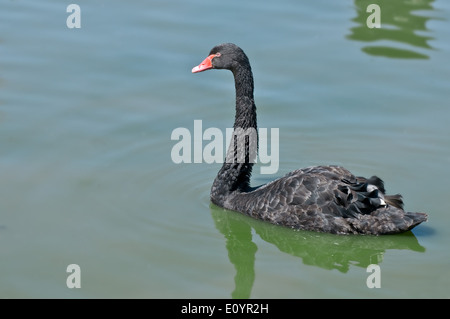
[234,165,389,219]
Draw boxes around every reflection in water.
[347,0,436,59]
[211,204,426,299]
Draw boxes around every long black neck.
[211,63,257,206]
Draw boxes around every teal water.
[1,0,449,298]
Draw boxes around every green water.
[1,0,449,298]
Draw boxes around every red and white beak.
[192,54,216,73]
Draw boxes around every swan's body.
[192,43,427,235]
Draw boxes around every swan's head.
[192,43,249,73]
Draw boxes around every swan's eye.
[215,52,221,58]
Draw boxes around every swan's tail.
[383,193,428,231]
[349,176,428,232]
[348,208,428,235]
[404,211,428,230]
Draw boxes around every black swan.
[192,43,427,235]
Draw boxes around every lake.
[1,0,449,298]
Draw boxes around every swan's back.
[226,165,427,235]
